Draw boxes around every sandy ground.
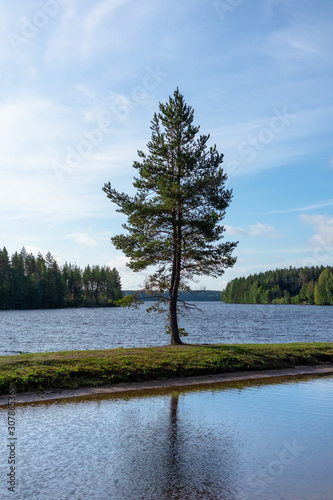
[1,364,333,406]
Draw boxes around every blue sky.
[0,0,332,290]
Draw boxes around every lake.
[0,302,332,356]
[0,373,332,499]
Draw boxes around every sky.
[0,0,332,290]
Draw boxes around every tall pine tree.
[103,89,237,344]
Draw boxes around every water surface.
[0,374,332,499]
[1,302,332,355]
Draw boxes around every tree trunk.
[169,291,183,345]
[169,195,183,345]
[169,232,183,345]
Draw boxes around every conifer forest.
[0,247,122,310]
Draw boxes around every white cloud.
[0,0,332,292]
[249,223,278,238]
[0,96,69,158]
[64,233,98,246]
[24,245,45,256]
[300,214,333,251]
[107,254,148,289]
[225,222,278,239]
[0,169,111,224]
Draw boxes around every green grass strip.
[0,342,332,395]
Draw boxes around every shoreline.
[1,364,333,405]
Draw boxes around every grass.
[0,342,333,395]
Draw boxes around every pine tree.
[327,270,333,305]
[103,89,238,344]
[82,265,92,303]
[0,247,11,309]
[109,267,122,301]
[11,250,27,308]
[43,252,64,308]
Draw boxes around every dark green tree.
[11,249,27,308]
[0,247,11,309]
[0,246,122,309]
[41,251,64,308]
[62,262,83,306]
[327,270,333,305]
[103,89,238,344]
[82,265,93,303]
[107,267,122,302]
[91,265,101,305]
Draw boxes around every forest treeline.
[0,247,122,310]
[221,266,333,305]
[122,290,222,301]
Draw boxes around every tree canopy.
[221,265,333,305]
[0,247,122,309]
[103,88,238,344]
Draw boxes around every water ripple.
[0,302,332,355]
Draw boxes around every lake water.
[0,302,332,355]
[0,373,332,499]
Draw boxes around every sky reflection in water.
[0,374,333,499]
[1,302,333,355]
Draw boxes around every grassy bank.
[1,343,333,395]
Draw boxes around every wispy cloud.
[288,40,319,55]
[255,199,333,215]
[80,0,132,58]
[0,0,332,288]
[43,0,136,63]
[107,254,149,289]
[214,105,333,179]
[300,214,333,250]
[0,96,68,158]
[225,222,279,239]
[64,233,98,247]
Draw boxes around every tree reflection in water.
[154,393,241,500]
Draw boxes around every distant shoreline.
[122,290,222,301]
[0,290,223,311]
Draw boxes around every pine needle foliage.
[103,89,238,344]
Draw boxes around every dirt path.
[1,364,333,406]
